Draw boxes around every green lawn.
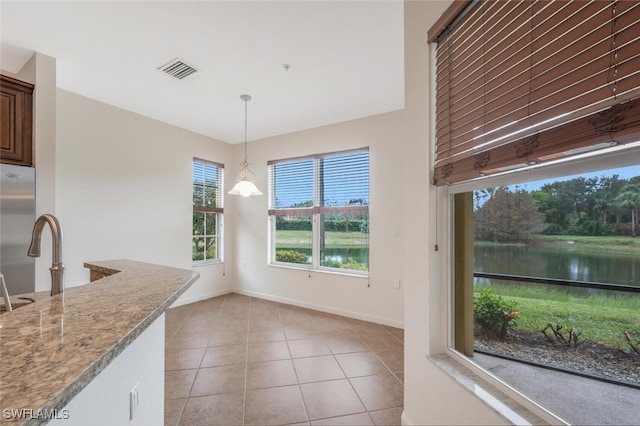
[276,230,368,248]
[481,284,640,348]
[476,235,640,348]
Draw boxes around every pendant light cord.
[244,97,248,164]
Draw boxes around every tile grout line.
[278,304,312,424]
[330,339,375,424]
[341,326,378,422]
[178,295,227,426]
[353,326,405,386]
[242,295,253,426]
[168,303,196,426]
[165,295,404,425]
[343,324,405,417]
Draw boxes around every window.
[192,158,224,263]
[268,148,369,274]
[429,0,640,422]
[449,162,640,423]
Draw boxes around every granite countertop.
[0,260,199,425]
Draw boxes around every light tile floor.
[164,293,404,425]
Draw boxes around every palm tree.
[614,184,640,236]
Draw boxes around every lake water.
[474,244,640,287]
[323,247,369,267]
[287,240,639,286]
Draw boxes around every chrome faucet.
[0,272,12,312]
[28,214,65,296]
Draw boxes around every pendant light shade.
[229,94,263,197]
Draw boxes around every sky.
[512,164,640,192]
[272,153,369,208]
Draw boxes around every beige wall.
[402,1,510,424]
[53,88,407,325]
[230,111,405,326]
[55,89,233,300]
[53,86,406,325]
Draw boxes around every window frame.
[268,148,370,276]
[427,9,640,419]
[442,147,640,421]
[192,158,224,265]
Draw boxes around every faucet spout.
[28,214,65,296]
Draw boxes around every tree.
[591,175,624,225]
[614,183,640,236]
[474,187,497,210]
[565,177,598,220]
[474,186,545,242]
[536,181,572,228]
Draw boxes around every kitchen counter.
[0,260,199,425]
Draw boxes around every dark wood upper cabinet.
[1,75,34,167]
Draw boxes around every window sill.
[268,262,368,279]
[428,351,569,425]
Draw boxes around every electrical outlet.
[130,383,140,420]
[393,279,400,289]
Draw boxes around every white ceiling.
[0,1,405,144]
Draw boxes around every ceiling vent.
[158,58,198,79]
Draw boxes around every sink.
[0,297,36,313]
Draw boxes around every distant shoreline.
[475,235,640,255]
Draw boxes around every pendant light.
[228,94,263,197]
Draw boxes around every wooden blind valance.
[431,0,640,185]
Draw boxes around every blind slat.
[268,149,369,212]
[193,159,224,210]
[433,0,640,185]
[434,98,640,184]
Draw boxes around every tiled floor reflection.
[165,294,404,425]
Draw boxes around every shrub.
[474,287,518,338]
[567,219,615,236]
[276,218,312,231]
[323,258,342,268]
[275,249,309,264]
[323,258,368,271]
[542,223,563,235]
[275,218,369,233]
[323,219,367,232]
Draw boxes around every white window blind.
[268,148,370,273]
[193,158,224,263]
[193,158,224,213]
[268,148,370,215]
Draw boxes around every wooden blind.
[432,0,640,185]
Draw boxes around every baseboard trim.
[233,288,404,329]
[170,288,233,308]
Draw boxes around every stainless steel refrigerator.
[0,163,35,296]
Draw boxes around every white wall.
[402,1,509,424]
[231,111,405,327]
[55,89,233,300]
[51,314,165,426]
